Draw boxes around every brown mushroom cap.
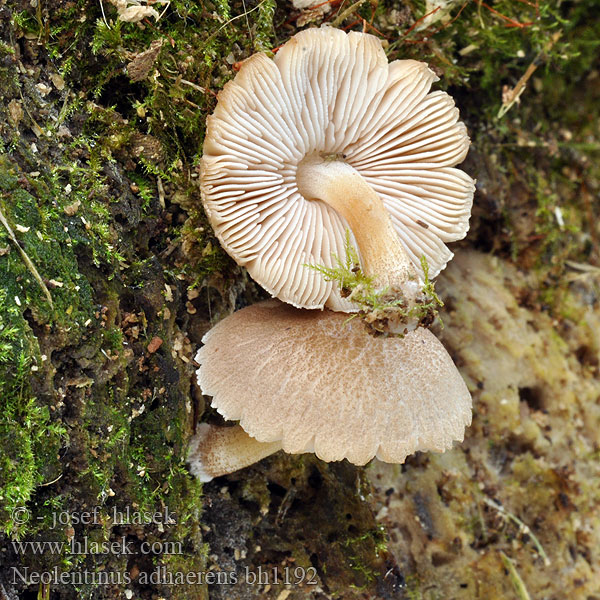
[201,27,474,311]
[196,300,472,465]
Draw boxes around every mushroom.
[201,27,474,315]
[188,423,282,483]
[188,300,472,481]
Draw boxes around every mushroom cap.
[201,27,474,311]
[196,300,472,465]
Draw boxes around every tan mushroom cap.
[201,27,474,311]
[196,300,472,465]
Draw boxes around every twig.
[18,90,44,138]
[99,0,110,28]
[402,6,441,39]
[497,60,538,118]
[483,498,550,566]
[178,78,206,93]
[331,0,369,27]
[499,552,532,600]
[478,1,533,28]
[40,474,63,487]
[0,203,54,309]
[564,261,600,282]
[497,32,562,119]
[241,0,253,46]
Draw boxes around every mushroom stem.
[187,424,282,482]
[297,156,419,289]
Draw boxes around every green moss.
[344,525,388,588]
[0,154,98,535]
[307,232,443,334]
[80,0,274,167]
[0,3,218,591]
[0,366,67,538]
[253,0,277,52]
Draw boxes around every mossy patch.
[0,3,221,596]
[201,454,403,599]
[307,233,444,335]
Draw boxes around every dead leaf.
[50,72,65,91]
[63,199,81,216]
[147,336,163,353]
[127,38,164,82]
[8,100,23,127]
[119,5,160,22]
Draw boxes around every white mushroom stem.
[297,156,419,290]
[187,424,282,482]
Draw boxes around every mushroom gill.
[201,27,474,313]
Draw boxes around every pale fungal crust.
[196,300,472,466]
[201,27,474,311]
[188,423,282,482]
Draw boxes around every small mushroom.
[201,27,474,313]
[188,300,471,481]
[188,423,282,483]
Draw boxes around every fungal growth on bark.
[188,300,472,481]
[200,27,474,316]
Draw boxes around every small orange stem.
[404,1,468,44]
[342,19,361,30]
[402,5,442,38]
[478,1,533,28]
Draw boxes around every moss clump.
[0,3,225,596]
[0,139,206,594]
[0,363,67,538]
[307,233,443,335]
[0,153,95,536]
